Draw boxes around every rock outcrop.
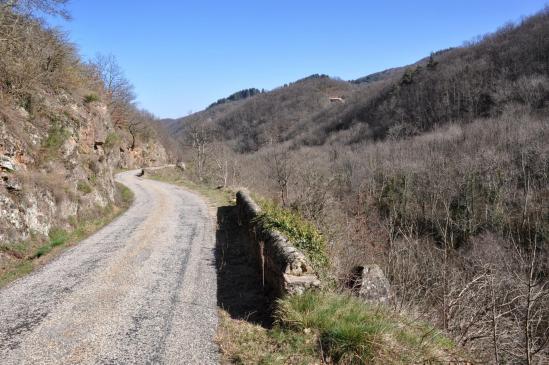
[0,92,168,247]
[349,264,392,304]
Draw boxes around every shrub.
[116,182,134,207]
[103,132,120,150]
[43,123,70,150]
[48,228,68,247]
[255,199,329,270]
[83,93,100,103]
[33,244,52,258]
[77,180,92,194]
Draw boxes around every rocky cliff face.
[0,91,168,247]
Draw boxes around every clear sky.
[50,0,548,119]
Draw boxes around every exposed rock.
[2,176,22,191]
[0,90,168,246]
[349,264,392,304]
[61,137,78,158]
[0,156,16,171]
[118,142,168,169]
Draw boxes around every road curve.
[0,170,218,364]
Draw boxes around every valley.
[0,1,548,363]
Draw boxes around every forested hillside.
[166,74,355,152]
[207,88,263,109]
[166,8,549,363]
[170,8,549,149]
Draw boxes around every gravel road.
[0,170,219,364]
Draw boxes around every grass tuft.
[83,93,100,103]
[219,290,466,364]
[77,180,92,194]
[255,199,329,270]
[276,291,384,363]
[116,182,134,206]
[48,227,68,247]
[104,132,120,150]
[43,123,70,150]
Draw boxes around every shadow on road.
[215,205,273,327]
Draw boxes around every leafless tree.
[186,123,214,182]
[265,146,294,206]
[126,109,154,150]
[1,0,70,19]
[210,142,238,188]
[89,53,136,126]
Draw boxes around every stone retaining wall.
[236,190,320,297]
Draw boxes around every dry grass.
[217,291,468,365]
[217,310,321,365]
[145,166,235,208]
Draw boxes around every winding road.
[0,170,219,364]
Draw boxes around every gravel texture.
[0,170,219,364]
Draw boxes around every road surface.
[0,169,218,364]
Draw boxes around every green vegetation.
[255,199,329,270]
[104,132,121,150]
[48,228,67,246]
[278,291,458,363]
[77,180,92,194]
[217,310,320,364]
[116,182,134,206]
[32,243,52,258]
[43,123,70,150]
[33,228,69,259]
[219,291,461,364]
[207,88,262,109]
[0,183,134,288]
[0,261,33,288]
[83,93,100,103]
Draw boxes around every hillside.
[0,4,169,250]
[163,7,549,363]
[168,9,549,151]
[166,74,356,152]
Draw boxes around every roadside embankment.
[0,181,134,288]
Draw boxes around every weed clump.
[116,182,134,207]
[48,228,68,247]
[77,180,92,194]
[83,93,100,103]
[255,199,329,270]
[104,132,120,150]
[219,290,460,364]
[43,123,70,150]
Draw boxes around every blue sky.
[51,1,548,118]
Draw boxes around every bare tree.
[1,0,70,19]
[89,53,135,126]
[186,123,214,182]
[265,146,294,206]
[210,142,236,188]
[505,237,549,364]
[126,109,154,150]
